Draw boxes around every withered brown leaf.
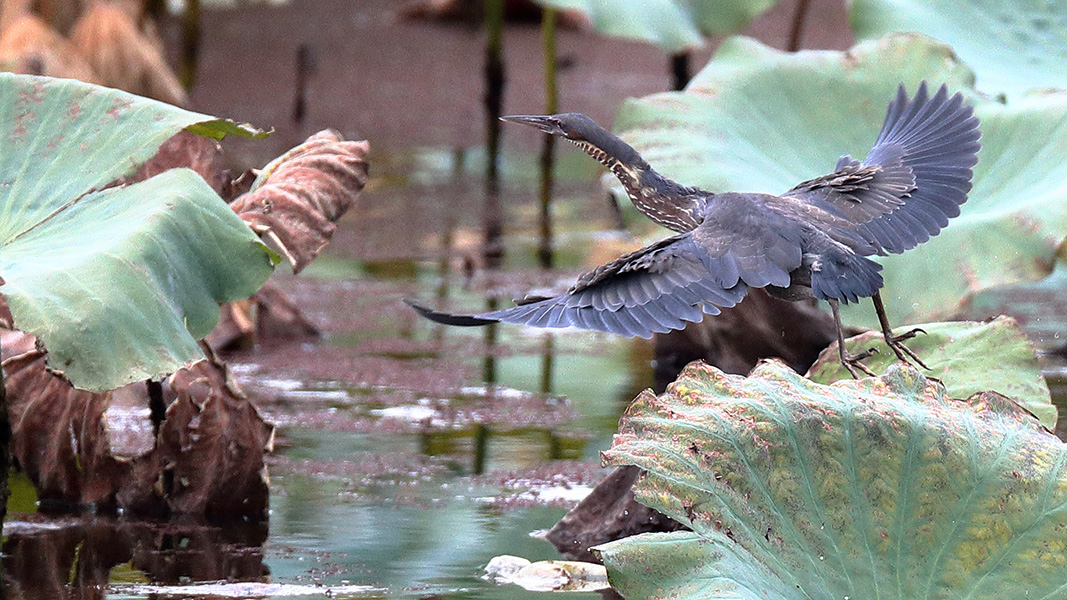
[68,2,187,106]
[2,332,274,519]
[231,130,369,273]
[121,130,230,198]
[0,13,101,82]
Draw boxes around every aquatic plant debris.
[115,582,380,598]
[3,330,273,518]
[595,360,1067,599]
[470,463,603,508]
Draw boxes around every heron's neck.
[569,132,706,233]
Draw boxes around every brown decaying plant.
[0,0,186,105]
[3,328,275,519]
[0,128,369,518]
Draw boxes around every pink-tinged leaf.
[231,130,369,273]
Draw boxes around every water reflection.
[432,148,466,345]
[481,297,500,386]
[540,333,555,395]
[472,424,490,475]
[419,428,584,474]
[2,516,268,599]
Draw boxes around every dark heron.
[408,83,981,377]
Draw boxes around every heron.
[407,83,981,377]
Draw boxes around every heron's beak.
[500,115,562,136]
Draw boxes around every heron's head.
[500,112,648,174]
[500,113,604,142]
[502,113,699,231]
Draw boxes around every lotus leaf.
[851,0,1067,99]
[0,74,272,391]
[596,360,1067,599]
[532,0,782,53]
[612,34,1067,328]
[807,316,1056,428]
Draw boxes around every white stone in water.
[484,555,609,593]
[483,555,532,582]
[513,562,571,592]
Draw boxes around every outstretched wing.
[785,82,981,254]
[406,233,747,339]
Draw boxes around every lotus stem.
[788,0,811,52]
[0,341,10,536]
[670,52,690,90]
[180,0,201,89]
[482,0,505,269]
[540,333,555,395]
[147,379,166,436]
[538,7,558,269]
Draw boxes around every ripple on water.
[114,582,379,598]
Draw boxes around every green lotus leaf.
[850,0,1067,99]
[596,531,779,600]
[612,33,1067,328]
[806,316,1056,429]
[595,360,1067,599]
[0,74,273,391]
[532,0,782,53]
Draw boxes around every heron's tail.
[404,299,498,327]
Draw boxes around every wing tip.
[878,80,980,147]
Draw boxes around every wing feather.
[405,232,748,338]
[784,82,980,254]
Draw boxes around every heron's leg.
[872,292,929,369]
[830,299,876,378]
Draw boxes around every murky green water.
[223,291,647,599]
[4,295,640,599]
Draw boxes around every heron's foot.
[840,347,878,379]
[884,327,929,370]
